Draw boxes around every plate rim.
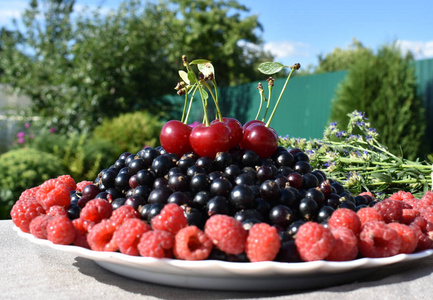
[13,224,433,276]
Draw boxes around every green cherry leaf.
[189,59,211,65]
[187,70,197,84]
[178,70,190,85]
[258,62,285,75]
[198,62,215,79]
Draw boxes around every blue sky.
[1,0,432,68]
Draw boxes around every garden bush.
[329,43,426,160]
[92,110,163,155]
[0,148,67,219]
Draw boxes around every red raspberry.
[151,203,188,235]
[204,214,247,255]
[10,198,46,233]
[29,215,52,239]
[420,191,433,206]
[373,199,403,223]
[295,222,335,262]
[80,198,113,224]
[110,205,141,227]
[72,218,95,249]
[75,180,94,192]
[328,208,361,235]
[173,226,213,260]
[358,221,401,258]
[19,186,39,202]
[138,230,174,258]
[411,215,428,230]
[326,227,358,261]
[388,223,417,254]
[73,231,90,249]
[402,208,420,224]
[56,174,76,192]
[420,206,433,223]
[46,216,76,245]
[409,223,433,251]
[36,179,71,211]
[115,218,150,256]
[87,219,119,252]
[357,207,384,227]
[389,190,415,202]
[47,205,68,217]
[245,223,281,262]
[72,217,95,234]
[360,191,374,197]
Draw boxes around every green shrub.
[0,148,67,219]
[92,110,163,155]
[18,131,118,182]
[329,43,426,160]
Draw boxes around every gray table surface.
[2,219,433,300]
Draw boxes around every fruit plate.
[14,225,433,291]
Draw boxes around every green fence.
[163,57,433,149]
[163,70,348,139]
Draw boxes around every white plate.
[14,225,433,291]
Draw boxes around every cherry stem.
[255,91,264,120]
[181,92,188,123]
[203,79,222,122]
[184,86,198,124]
[265,67,296,128]
[197,85,209,126]
[262,86,273,122]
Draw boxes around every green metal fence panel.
[163,70,348,139]
[414,58,433,152]
[162,58,433,150]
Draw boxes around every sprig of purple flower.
[279,110,432,198]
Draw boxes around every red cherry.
[242,120,265,132]
[211,117,243,150]
[242,122,278,158]
[159,120,193,157]
[189,122,231,158]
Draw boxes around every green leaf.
[187,70,197,84]
[258,62,285,75]
[190,59,211,65]
[178,70,190,84]
[198,62,215,79]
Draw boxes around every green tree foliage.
[0,0,272,133]
[329,43,426,160]
[315,39,372,73]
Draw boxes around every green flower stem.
[265,68,296,128]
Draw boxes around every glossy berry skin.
[242,120,265,131]
[189,122,232,159]
[242,123,278,159]
[160,120,193,157]
[211,117,243,150]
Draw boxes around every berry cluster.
[11,144,433,262]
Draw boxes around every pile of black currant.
[68,146,378,249]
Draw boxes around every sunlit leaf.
[190,59,211,65]
[198,62,215,79]
[187,70,196,84]
[258,62,285,75]
[178,70,190,84]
